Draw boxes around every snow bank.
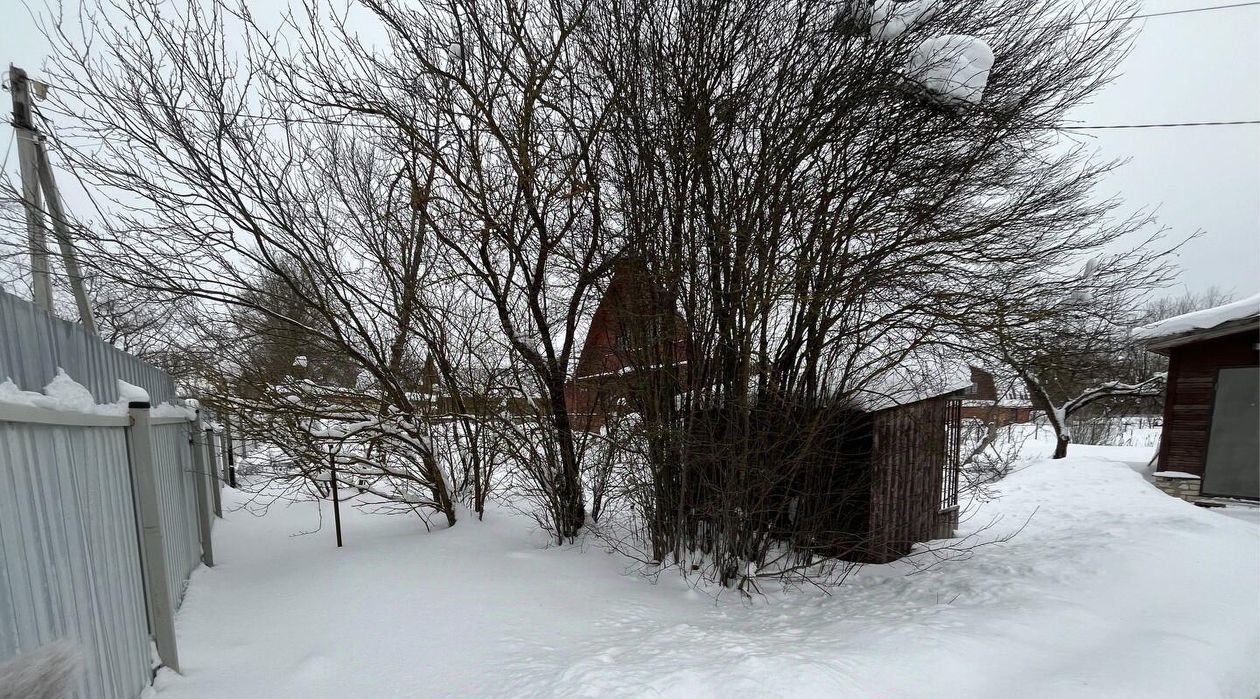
[908,35,995,105]
[149,446,1259,698]
[1132,293,1260,342]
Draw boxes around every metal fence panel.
[0,290,175,404]
[0,421,151,699]
[151,422,203,607]
[0,289,214,697]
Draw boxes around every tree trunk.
[549,382,586,541]
[1052,434,1069,459]
[422,449,457,528]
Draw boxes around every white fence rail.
[0,290,226,699]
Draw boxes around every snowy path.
[153,454,1259,698]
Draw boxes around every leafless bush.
[578,0,1151,584]
[958,419,1032,492]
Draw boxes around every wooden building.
[862,388,965,561]
[1136,295,1260,501]
[567,260,968,563]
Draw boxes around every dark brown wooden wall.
[1157,330,1260,477]
[867,397,950,562]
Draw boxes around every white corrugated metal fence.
[0,290,225,698]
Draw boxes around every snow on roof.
[852,356,973,412]
[961,398,1034,409]
[1132,294,1260,343]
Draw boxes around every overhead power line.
[1068,120,1260,130]
[1070,1,1260,25]
[39,89,1259,134]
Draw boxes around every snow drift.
[150,448,1259,698]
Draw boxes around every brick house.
[958,366,1038,426]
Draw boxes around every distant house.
[566,260,970,562]
[1135,295,1260,502]
[958,366,1038,426]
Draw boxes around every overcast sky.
[2,0,1257,297]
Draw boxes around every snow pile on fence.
[1132,293,1260,342]
[0,369,195,418]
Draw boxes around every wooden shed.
[859,386,965,561]
[1135,295,1260,501]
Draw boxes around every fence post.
[206,426,222,518]
[126,401,181,673]
[224,416,237,488]
[189,416,216,568]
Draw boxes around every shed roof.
[1133,294,1260,352]
[851,355,974,412]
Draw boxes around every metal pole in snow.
[206,426,222,518]
[330,449,343,548]
[225,414,237,488]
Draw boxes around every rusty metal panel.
[0,421,151,699]
[0,289,175,404]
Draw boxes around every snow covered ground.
[151,445,1259,698]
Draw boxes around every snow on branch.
[907,35,995,106]
[1062,373,1166,418]
[871,0,940,40]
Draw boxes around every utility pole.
[35,146,96,334]
[9,66,53,310]
[8,65,96,334]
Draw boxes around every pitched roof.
[850,354,974,412]
[1133,294,1260,351]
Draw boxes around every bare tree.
[27,0,1175,581]
[577,0,1159,580]
[266,0,623,540]
[37,1,475,526]
[960,244,1177,458]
